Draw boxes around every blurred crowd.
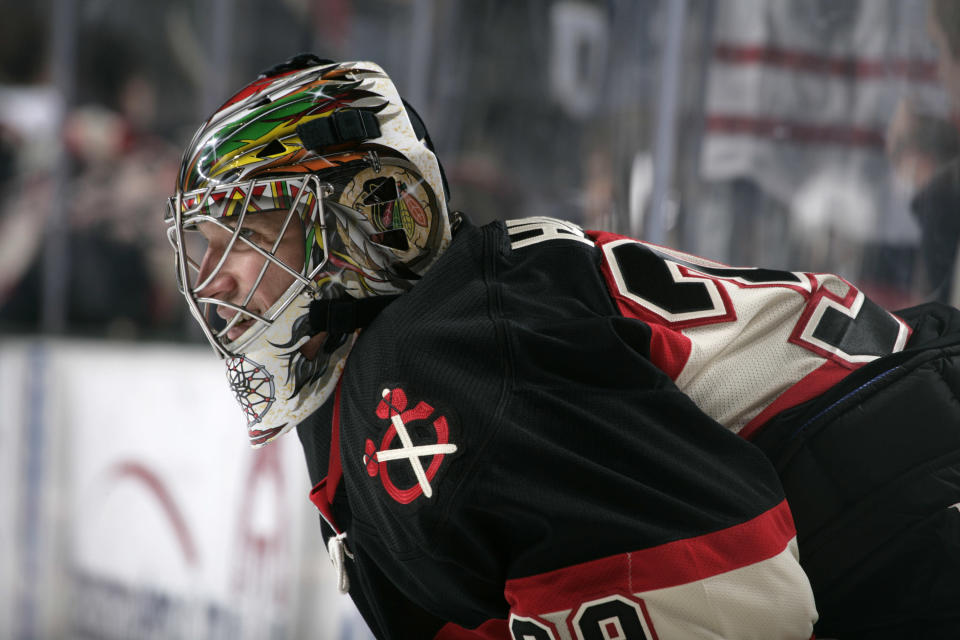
[1,0,959,342]
[0,5,183,339]
[889,0,960,304]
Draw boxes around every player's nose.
[194,248,236,301]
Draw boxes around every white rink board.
[0,338,372,640]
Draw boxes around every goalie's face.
[166,174,329,358]
[194,210,305,342]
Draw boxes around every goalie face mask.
[165,58,451,446]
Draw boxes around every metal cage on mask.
[166,173,332,358]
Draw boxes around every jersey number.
[604,240,907,365]
[510,595,652,640]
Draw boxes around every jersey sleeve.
[589,230,910,438]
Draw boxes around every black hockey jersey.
[297,217,818,639]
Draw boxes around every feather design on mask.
[272,310,342,400]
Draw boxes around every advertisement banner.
[0,339,371,640]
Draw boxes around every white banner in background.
[701,0,942,243]
[0,339,372,640]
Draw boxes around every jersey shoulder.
[589,230,911,436]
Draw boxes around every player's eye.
[236,225,281,252]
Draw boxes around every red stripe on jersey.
[434,618,509,640]
[504,499,797,615]
[646,323,693,380]
[308,381,345,532]
[739,360,851,440]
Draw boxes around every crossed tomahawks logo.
[364,387,458,504]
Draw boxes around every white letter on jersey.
[506,217,595,250]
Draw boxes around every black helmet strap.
[308,295,401,336]
[297,110,382,150]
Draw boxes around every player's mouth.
[213,305,259,342]
[225,316,256,341]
